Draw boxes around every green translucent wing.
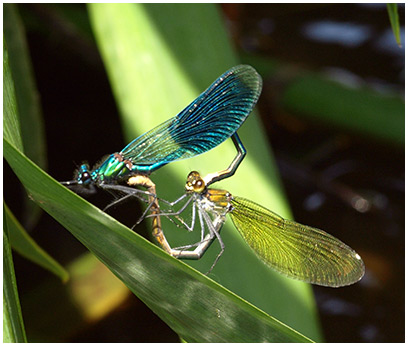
[230,197,365,287]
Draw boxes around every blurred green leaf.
[3,23,26,343]
[241,52,404,146]
[3,204,27,343]
[88,3,322,340]
[282,74,404,145]
[4,4,47,229]
[386,4,401,47]
[4,138,311,343]
[5,203,69,282]
[4,3,47,170]
[3,35,23,152]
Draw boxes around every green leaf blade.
[3,204,27,343]
[3,36,23,152]
[5,203,69,282]
[387,4,401,46]
[4,3,47,170]
[87,3,322,340]
[4,138,312,342]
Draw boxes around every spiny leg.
[139,133,246,233]
[142,195,219,262]
[102,183,186,227]
[173,205,226,275]
[100,183,156,227]
[173,206,207,251]
[101,184,151,211]
[145,194,197,232]
[117,133,245,268]
[125,177,215,261]
[200,209,226,274]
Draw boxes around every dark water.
[5,3,404,342]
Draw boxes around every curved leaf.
[3,204,27,343]
[5,203,69,282]
[4,138,311,342]
[88,4,321,340]
[3,35,23,151]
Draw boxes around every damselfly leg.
[141,133,246,268]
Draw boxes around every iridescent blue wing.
[121,65,262,172]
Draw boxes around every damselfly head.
[61,163,97,194]
[76,163,93,185]
[185,171,206,194]
[61,164,97,195]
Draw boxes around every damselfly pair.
[62,65,365,287]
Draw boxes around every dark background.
[5,3,404,342]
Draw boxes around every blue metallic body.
[71,65,262,187]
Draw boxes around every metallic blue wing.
[120,65,262,170]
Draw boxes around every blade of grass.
[386,4,401,47]
[4,4,48,229]
[3,204,27,343]
[5,203,69,282]
[4,3,47,170]
[4,15,65,281]
[3,35,23,151]
[88,3,322,340]
[3,29,28,343]
[4,138,311,343]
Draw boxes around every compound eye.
[80,171,91,184]
[193,178,205,193]
[185,171,206,193]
